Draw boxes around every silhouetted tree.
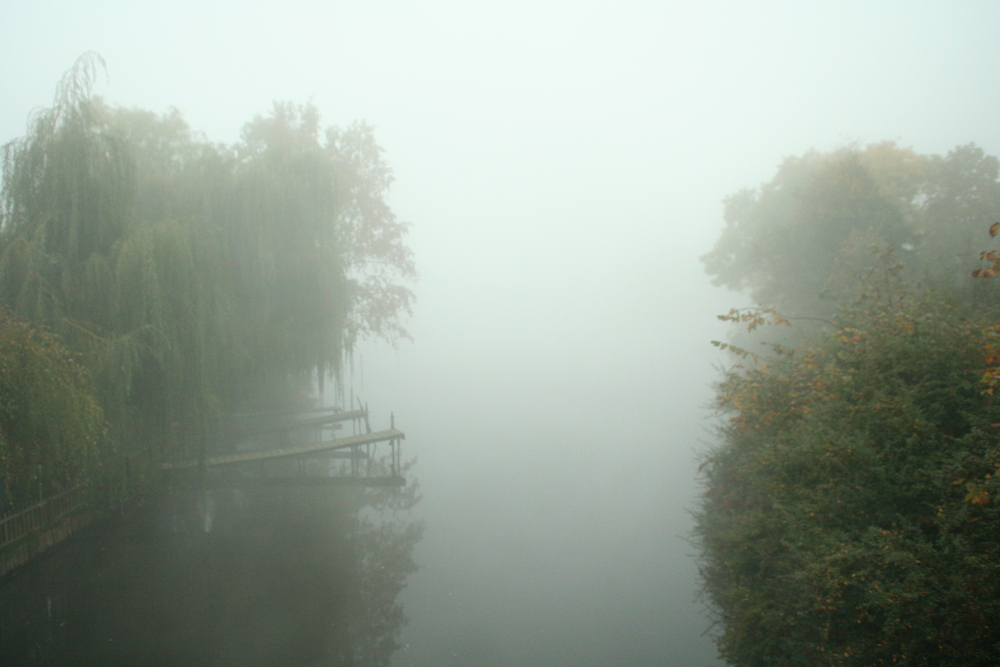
[702,142,1000,318]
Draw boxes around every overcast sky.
[4,3,1000,666]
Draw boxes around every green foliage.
[697,293,1000,666]
[0,313,111,509]
[0,56,420,664]
[0,55,415,480]
[702,142,1000,318]
[700,143,1000,665]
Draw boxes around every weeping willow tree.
[0,54,415,489]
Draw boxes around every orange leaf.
[966,489,991,506]
[990,222,999,238]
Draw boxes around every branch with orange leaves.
[710,307,792,363]
[710,307,843,363]
[971,221,1000,395]
[971,221,1000,278]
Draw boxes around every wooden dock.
[172,475,406,489]
[0,408,408,577]
[161,429,405,471]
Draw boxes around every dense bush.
[0,313,110,510]
[697,294,1000,666]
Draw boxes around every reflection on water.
[0,481,420,667]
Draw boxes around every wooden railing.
[0,485,89,550]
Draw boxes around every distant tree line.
[0,53,414,509]
[698,142,1000,665]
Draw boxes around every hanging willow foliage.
[0,54,415,476]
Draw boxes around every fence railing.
[0,485,89,550]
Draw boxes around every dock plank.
[161,429,405,470]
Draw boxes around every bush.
[0,313,111,510]
[697,295,1000,666]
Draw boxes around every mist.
[3,2,999,665]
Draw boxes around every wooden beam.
[174,475,407,489]
[161,429,405,471]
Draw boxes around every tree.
[698,275,1000,666]
[699,141,1000,665]
[232,100,416,347]
[0,54,415,472]
[701,142,1000,319]
[0,56,421,666]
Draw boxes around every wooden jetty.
[162,429,405,470]
[162,407,407,488]
[0,404,407,577]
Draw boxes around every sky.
[3,2,1000,666]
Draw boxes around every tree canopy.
[0,55,421,667]
[698,143,1000,666]
[0,53,414,499]
[702,142,1000,317]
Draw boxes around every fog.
[3,3,999,665]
